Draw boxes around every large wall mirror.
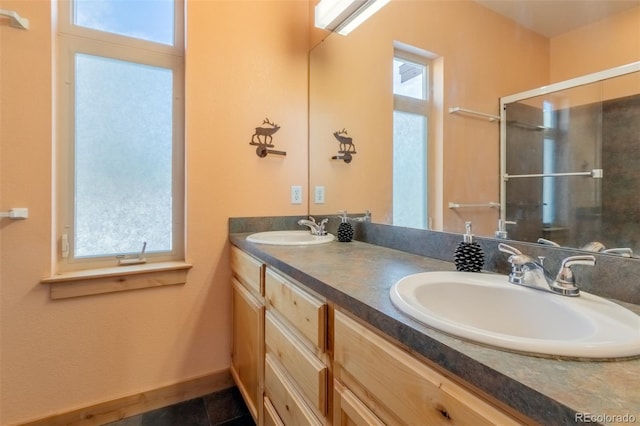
[309,0,640,251]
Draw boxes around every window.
[392,51,430,229]
[56,0,185,271]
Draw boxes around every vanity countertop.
[230,233,640,426]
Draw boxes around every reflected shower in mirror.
[501,64,640,256]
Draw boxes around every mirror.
[309,0,640,249]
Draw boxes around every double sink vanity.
[229,217,640,425]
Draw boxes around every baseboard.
[18,368,234,426]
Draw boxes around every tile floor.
[105,386,254,426]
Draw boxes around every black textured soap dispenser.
[337,211,354,242]
[454,221,484,272]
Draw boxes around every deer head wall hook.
[250,117,286,158]
[331,128,357,163]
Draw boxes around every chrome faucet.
[298,216,328,236]
[495,219,516,239]
[498,243,596,297]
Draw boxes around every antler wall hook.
[250,117,286,157]
[331,128,357,163]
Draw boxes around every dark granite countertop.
[230,234,640,426]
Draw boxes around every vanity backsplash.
[229,215,640,305]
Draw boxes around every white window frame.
[393,50,431,117]
[55,0,185,272]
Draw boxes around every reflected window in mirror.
[393,51,431,229]
[542,100,556,225]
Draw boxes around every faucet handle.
[498,243,538,265]
[556,254,596,283]
[559,255,596,270]
[602,247,633,257]
[537,237,561,247]
[498,243,522,256]
[552,255,596,296]
[498,243,525,265]
[498,243,529,283]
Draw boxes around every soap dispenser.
[337,211,354,242]
[454,221,484,272]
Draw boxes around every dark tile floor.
[105,386,254,426]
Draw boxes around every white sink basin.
[390,271,640,359]
[246,230,334,246]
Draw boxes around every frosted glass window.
[393,111,427,228]
[74,53,173,257]
[393,58,426,100]
[74,0,175,45]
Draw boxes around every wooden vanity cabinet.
[263,267,329,425]
[230,246,265,423]
[333,310,526,426]
[230,246,529,426]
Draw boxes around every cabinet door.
[334,379,384,426]
[231,278,264,422]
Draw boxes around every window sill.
[41,261,193,299]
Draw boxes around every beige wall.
[0,1,309,424]
[550,5,640,82]
[1,1,638,423]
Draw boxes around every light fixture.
[315,0,391,36]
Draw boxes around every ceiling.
[475,0,640,38]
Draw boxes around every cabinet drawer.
[231,246,263,295]
[265,268,326,351]
[264,353,322,426]
[264,396,284,426]
[265,311,328,415]
[334,379,384,426]
[334,311,522,426]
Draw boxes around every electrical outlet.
[314,186,325,204]
[291,185,302,204]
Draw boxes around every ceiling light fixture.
[315,0,391,36]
